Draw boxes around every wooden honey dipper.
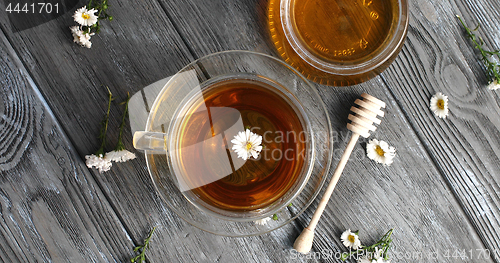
[293,93,386,254]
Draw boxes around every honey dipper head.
[347,93,386,138]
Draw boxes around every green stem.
[95,87,113,156]
[457,15,500,83]
[340,229,394,261]
[115,92,131,151]
[131,227,157,263]
[97,4,104,18]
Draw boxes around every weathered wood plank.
[156,0,497,262]
[0,1,316,262]
[157,0,274,56]
[380,0,500,260]
[0,29,135,262]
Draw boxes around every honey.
[268,0,408,86]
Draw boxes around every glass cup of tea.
[133,51,333,236]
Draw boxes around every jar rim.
[280,0,409,76]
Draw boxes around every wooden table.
[1,0,499,262]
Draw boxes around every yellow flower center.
[82,13,90,20]
[375,145,385,156]
[245,142,253,150]
[437,99,445,110]
[348,234,356,243]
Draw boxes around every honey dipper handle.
[293,133,360,254]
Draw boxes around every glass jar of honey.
[268,0,409,86]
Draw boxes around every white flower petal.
[73,6,99,26]
[254,145,262,152]
[430,92,449,119]
[245,129,251,141]
[70,25,81,34]
[85,154,112,173]
[488,80,500,90]
[71,26,93,48]
[105,150,136,163]
[366,139,396,166]
[340,229,361,250]
[240,151,248,160]
[231,129,263,160]
[250,133,262,145]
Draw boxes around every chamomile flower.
[254,217,271,225]
[366,139,396,166]
[105,150,136,163]
[488,79,500,90]
[70,25,81,35]
[231,129,263,160]
[429,92,449,119]
[458,17,500,92]
[70,26,94,48]
[69,1,112,48]
[70,26,84,42]
[341,229,394,262]
[341,229,362,250]
[107,92,136,164]
[73,7,98,26]
[86,154,112,173]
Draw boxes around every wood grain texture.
[0,1,316,262]
[157,0,273,56]
[1,0,499,262]
[151,0,497,262]
[0,29,135,262]
[379,0,500,260]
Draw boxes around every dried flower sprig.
[106,93,136,162]
[85,87,113,173]
[340,229,394,262]
[70,0,112,48]
[131,227,157,263]
[85,88,136,173]
[457,15,500,90]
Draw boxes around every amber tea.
[171,78,308,212]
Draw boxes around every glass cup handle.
[133,131,168,154]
